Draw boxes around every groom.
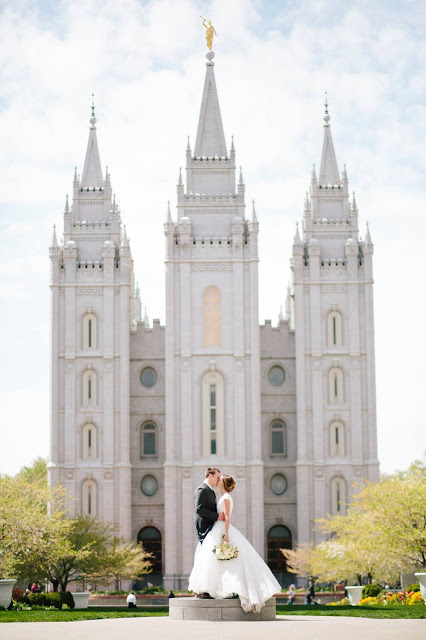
[194,467,225,544]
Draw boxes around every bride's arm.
[223,498,231,543]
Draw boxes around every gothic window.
[270,420,287,456]
[330,421,345,457]
[328,311,342,347]
[82,479,97,516]
[202,370,224,456]
[140,422,157,457]
[267,525,292,573]
[203,286,221,347]
[82,370,97,406]
[331,477,346,515]
[82,423,97,459]
[329,367,343,404]
[83,313,97,349]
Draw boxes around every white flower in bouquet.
[212,536,239,560]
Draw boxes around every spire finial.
[90,93,97,128]
[251,199,257,223]
[52,224,58,247]
[311,163,316,179]
[304,191,310,210]
[167,200,173,223]
[238,166,244,185]
[294,221,302,246]
[187,136,191,152]
[352,191,358,211]
[178,166,183,186]
[64,193,70,213]
[342,163,347,180]
[231,135,235,152]
[323,91,330,127]
[74,166,78,181]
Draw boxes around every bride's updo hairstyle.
[222,474,236,493]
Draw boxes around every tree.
[0,474,69,581]
[42,516,152,591]
[17,457,48,486]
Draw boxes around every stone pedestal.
[169,597,276,621]
[71,592,90,609]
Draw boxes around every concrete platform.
[169,597,276,621]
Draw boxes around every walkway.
[1,615,425,640]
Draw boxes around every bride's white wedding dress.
[188,492,281,613]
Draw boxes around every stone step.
[169,596,276,621]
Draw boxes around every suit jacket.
[194,482,218,543]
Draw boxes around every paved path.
[1,615,425,640]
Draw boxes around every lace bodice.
[217,493,233,516]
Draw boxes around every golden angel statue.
[201,16,217,50]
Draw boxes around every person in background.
[287,584,295,605]
[126,591,137,608]
[167,590,175,599]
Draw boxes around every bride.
[188,474,281,613]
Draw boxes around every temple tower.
[291,106,380,545]
[48,107,136,538]
[163,51,263,588]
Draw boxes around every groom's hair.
[205,467,220,478]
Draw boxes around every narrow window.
[271,421,287,456]
[331,477,346,515]
[328,311,342,347]
[210,384,217,454]
[335,426,339,445]
[334,375,338,398]
[202,371,224,457]
[329,367,343,404]
[141,423,157,457]
[333,316,337,345]
[330,421,345,457]
[88,484,92,515]
[88,319,92,348]
[88,377,92,400]
[82,424,97,459]
[336,482,341,512]
[83,313,97,349]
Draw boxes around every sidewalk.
[1,615,425,640]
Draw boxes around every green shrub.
[20,592,63,609]
[405,583,420,593]
[361,584,382,599]
[60,592,75,609]
[141,585,167,594]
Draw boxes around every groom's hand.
[218,513,225,521]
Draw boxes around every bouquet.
[212,536,239,560]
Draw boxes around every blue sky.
[0,0,425,477]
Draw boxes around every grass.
[1,604,425,623]
[276,604,426,619]
[0,607,168,623]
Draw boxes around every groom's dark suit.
[194,481,219,544]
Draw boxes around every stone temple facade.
[49,53,380,588]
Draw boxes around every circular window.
[268,365,285,386]
[270,473,288,496]
[140,367,157,388]
[141,475,158,497]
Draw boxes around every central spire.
[194,52,227,158]
[318,99,341,186]
[81,96,104,188]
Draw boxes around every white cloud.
[0,0,425,476]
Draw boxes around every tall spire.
[318,95,341,186]
[194,52,227,158]
[81,94,104,188]
[52,224,58,247]
[64,194,70,214]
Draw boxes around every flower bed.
[359,590,424,606]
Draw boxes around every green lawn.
[0,607,168,623]
[276,604,426,619]
[1,604,425,623]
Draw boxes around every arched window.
[331,477,346,515]
[82,423,97,459]
[82,370,97,406]
[202,370,224,456]
[82,479,97,516]
[83,313,97,349]
[270,420,287,456]
[137,526,162,573]
[203,286,221,347]
[330,421,345,457]
[140,422,157,457]
[328,311,342,347]
[267,525,292,573]
[329,367,343,404]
